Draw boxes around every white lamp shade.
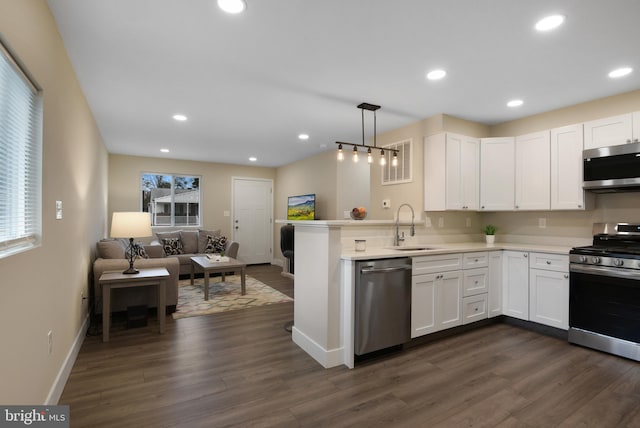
[110,212,153,238]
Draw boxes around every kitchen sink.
[384,245,439,251]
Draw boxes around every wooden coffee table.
[98,267,169,342]
[190,256,246,300]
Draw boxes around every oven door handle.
[570,263,640,280]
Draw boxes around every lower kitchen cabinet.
[462,294,488,325]
[502,251,529,321]
[488,251,503,317]
[529,254,569,330]
[411,271,462,338]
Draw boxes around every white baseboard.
[46,314,89,405]
[291,326,344,368]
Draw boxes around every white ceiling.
[47,0,640,167]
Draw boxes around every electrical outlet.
[425,217,432,227]
[538,218,547,229]
[48,330,53,355]
[55,200,62,220]
[438,217,444,228]
[382,199,390,209]
[344,210,351,219]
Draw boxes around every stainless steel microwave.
[583,142,640,193]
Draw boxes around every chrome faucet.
[394,203,415,246]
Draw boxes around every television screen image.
[287,194,316,220]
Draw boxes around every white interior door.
[232,178,273,264]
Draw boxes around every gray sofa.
[152,229,240,276]
[93,239,180,314]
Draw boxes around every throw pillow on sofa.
[179,230,199,254]
[125,242,149,259]
[162,237,183,255]
[198,228,221,253]
[204,235,227,254]
[97,238,128,259]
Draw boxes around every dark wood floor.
[61,265,640,427]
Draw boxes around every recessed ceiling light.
[426,69,447,80]
[608,67,633,78]
[507,99,524,108]
[298,134,309,140]
[535,14,565,32]
[249,157,257,162]
[172,114,187,121]
[160,149,170,153]
[218,0,246,14]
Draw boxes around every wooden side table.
[98,267,169,342]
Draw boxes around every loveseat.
[93,239,180,314]
[152,229,239,276]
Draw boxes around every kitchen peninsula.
[279,219,582,369]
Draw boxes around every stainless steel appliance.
[583,142,640,192]
[569,223,640,360]
[355,257,412,356]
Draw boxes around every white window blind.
[0,41,43,258]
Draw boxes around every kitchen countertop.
[341,242,573,260]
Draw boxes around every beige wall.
[109,154,276,240]
[274,150,337,262]
[0,1,109,404]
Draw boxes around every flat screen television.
[287,193,316,220]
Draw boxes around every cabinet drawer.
[463,251,489,269]
[462,294,488,325]
[463,267,488,297]
[530,252,569,272]
[413,253,463,275]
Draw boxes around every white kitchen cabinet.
[480,137,515,211]
[502,251,529,321]
[550,124,592,210]
[463,251,489,269]
[529,252,569,330]
[515,131,550,210]
[411,271,462,337]
[529,269,569,330]
[583,113,634,149]
[424,133,479,211]
[488,251,502,318]
[634,112,640,142]
[463,267,488,297]
[411,254,464,338]
[411,273,437,337]
[462,294,488,325]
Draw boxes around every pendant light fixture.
[336,103,398,167]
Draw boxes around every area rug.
[172,275,293,319]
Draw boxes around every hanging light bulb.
[392,151,398,167]
[337,144,344,161]
[380,149,386,166]
[352,145,359,163]
[367,147,373,164]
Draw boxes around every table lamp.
[110,212,153,274]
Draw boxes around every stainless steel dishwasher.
[355,257,412,355]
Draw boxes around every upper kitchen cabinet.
[550,124,592,210]
[480,137,515,211]
[424,133,480,211]
[515,131,550,210]
[583,113,636,149]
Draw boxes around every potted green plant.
[483,224,497,245]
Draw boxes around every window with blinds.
[382,139,412,185]
[0,41,43,258]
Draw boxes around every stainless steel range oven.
[569,223,640,360]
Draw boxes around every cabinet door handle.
[524,254,528,258]
[564,274,569,279]
[546,261,551,264]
